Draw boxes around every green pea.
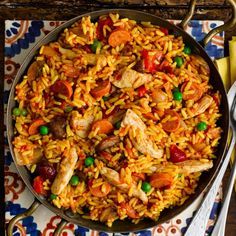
[50,193,57,200]
[39,125,49,135]
[196,121,207,131]
[70,175,79,186]
[21,108,28,116]
[91,39,102,53]
[173,91,183,101]
[115,121,122,129]
[183,45,192,55]
[85,156,94,167]
[12,107,21,116]
[141,182,151,193]
[64,106,73,113]
[102,96,109,101]
[174,56,184,68]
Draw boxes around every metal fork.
[184,81,236,236]
[211,85,236,236]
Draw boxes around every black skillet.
[6,0,236,235]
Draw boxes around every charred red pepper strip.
[33,176,46,195]
[169,145,187,163]
[141,49,163,73]
[137,85,147,97]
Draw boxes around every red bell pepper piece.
[33,176,46,195]
[170,145,187,163]
[137,85,147,97]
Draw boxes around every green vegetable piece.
[85,156,94,167]
[50,193,57,200]
[70,175,79,186]
[102,96,109,101]
[21,108,28,116]
[91,39,102,53]
[39,125,49,135]
[115,121,122,129]
[173,91,183,101]
[183,45,192,55]
[64,106,73,113]
[196,121,207,131]
[174,56,184,68]
[12,107,21,116]
[141,182,151,193]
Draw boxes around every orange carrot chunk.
[162,109,181,132]
[150,172,173,189]
[120,202,139,219]
[108,29,131,47]
[90,182,111,197]
[51,80,73,98]
[91,119,114,134]
[90,80,111,99]
[28,119,46,135]
[181,82,203,102]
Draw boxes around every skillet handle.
[202,0,236,46]
[7,199,41,236]
[178,0,197,29]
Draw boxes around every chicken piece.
[14,147,43,166]
[51,147,78,195]
[70,111,94,138]
[100,167,148,203]
[149,159,213,174]
[49,116,67,139]
[121,109,163,159]
[83,54,107,67]
[97,135,120,151]
[112,68,152,89]
[175,160,213,174]
[191,95,213,117]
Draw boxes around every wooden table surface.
[0,0,235,235]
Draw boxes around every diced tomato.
[120,202,139,219]
[169,145,187,163]
[141,49,164,73]
[33,176,46,195]
[137,85,147,97]
[97,16,114,41]
[159,27,169,35]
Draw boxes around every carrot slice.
[120,202,139,219]
[181,82,203,102]
[51,80,73,98]
[90,182,111,197]
[108,29,131,47]
[161,109,181,132]
[28,119,46,135]
[150,172,173,189]
[90,80,111,99]
[91,119,114,134]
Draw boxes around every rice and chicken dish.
[12,13,222,226]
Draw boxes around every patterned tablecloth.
[4,19,225,236]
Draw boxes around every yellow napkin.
[215,36,236,191]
